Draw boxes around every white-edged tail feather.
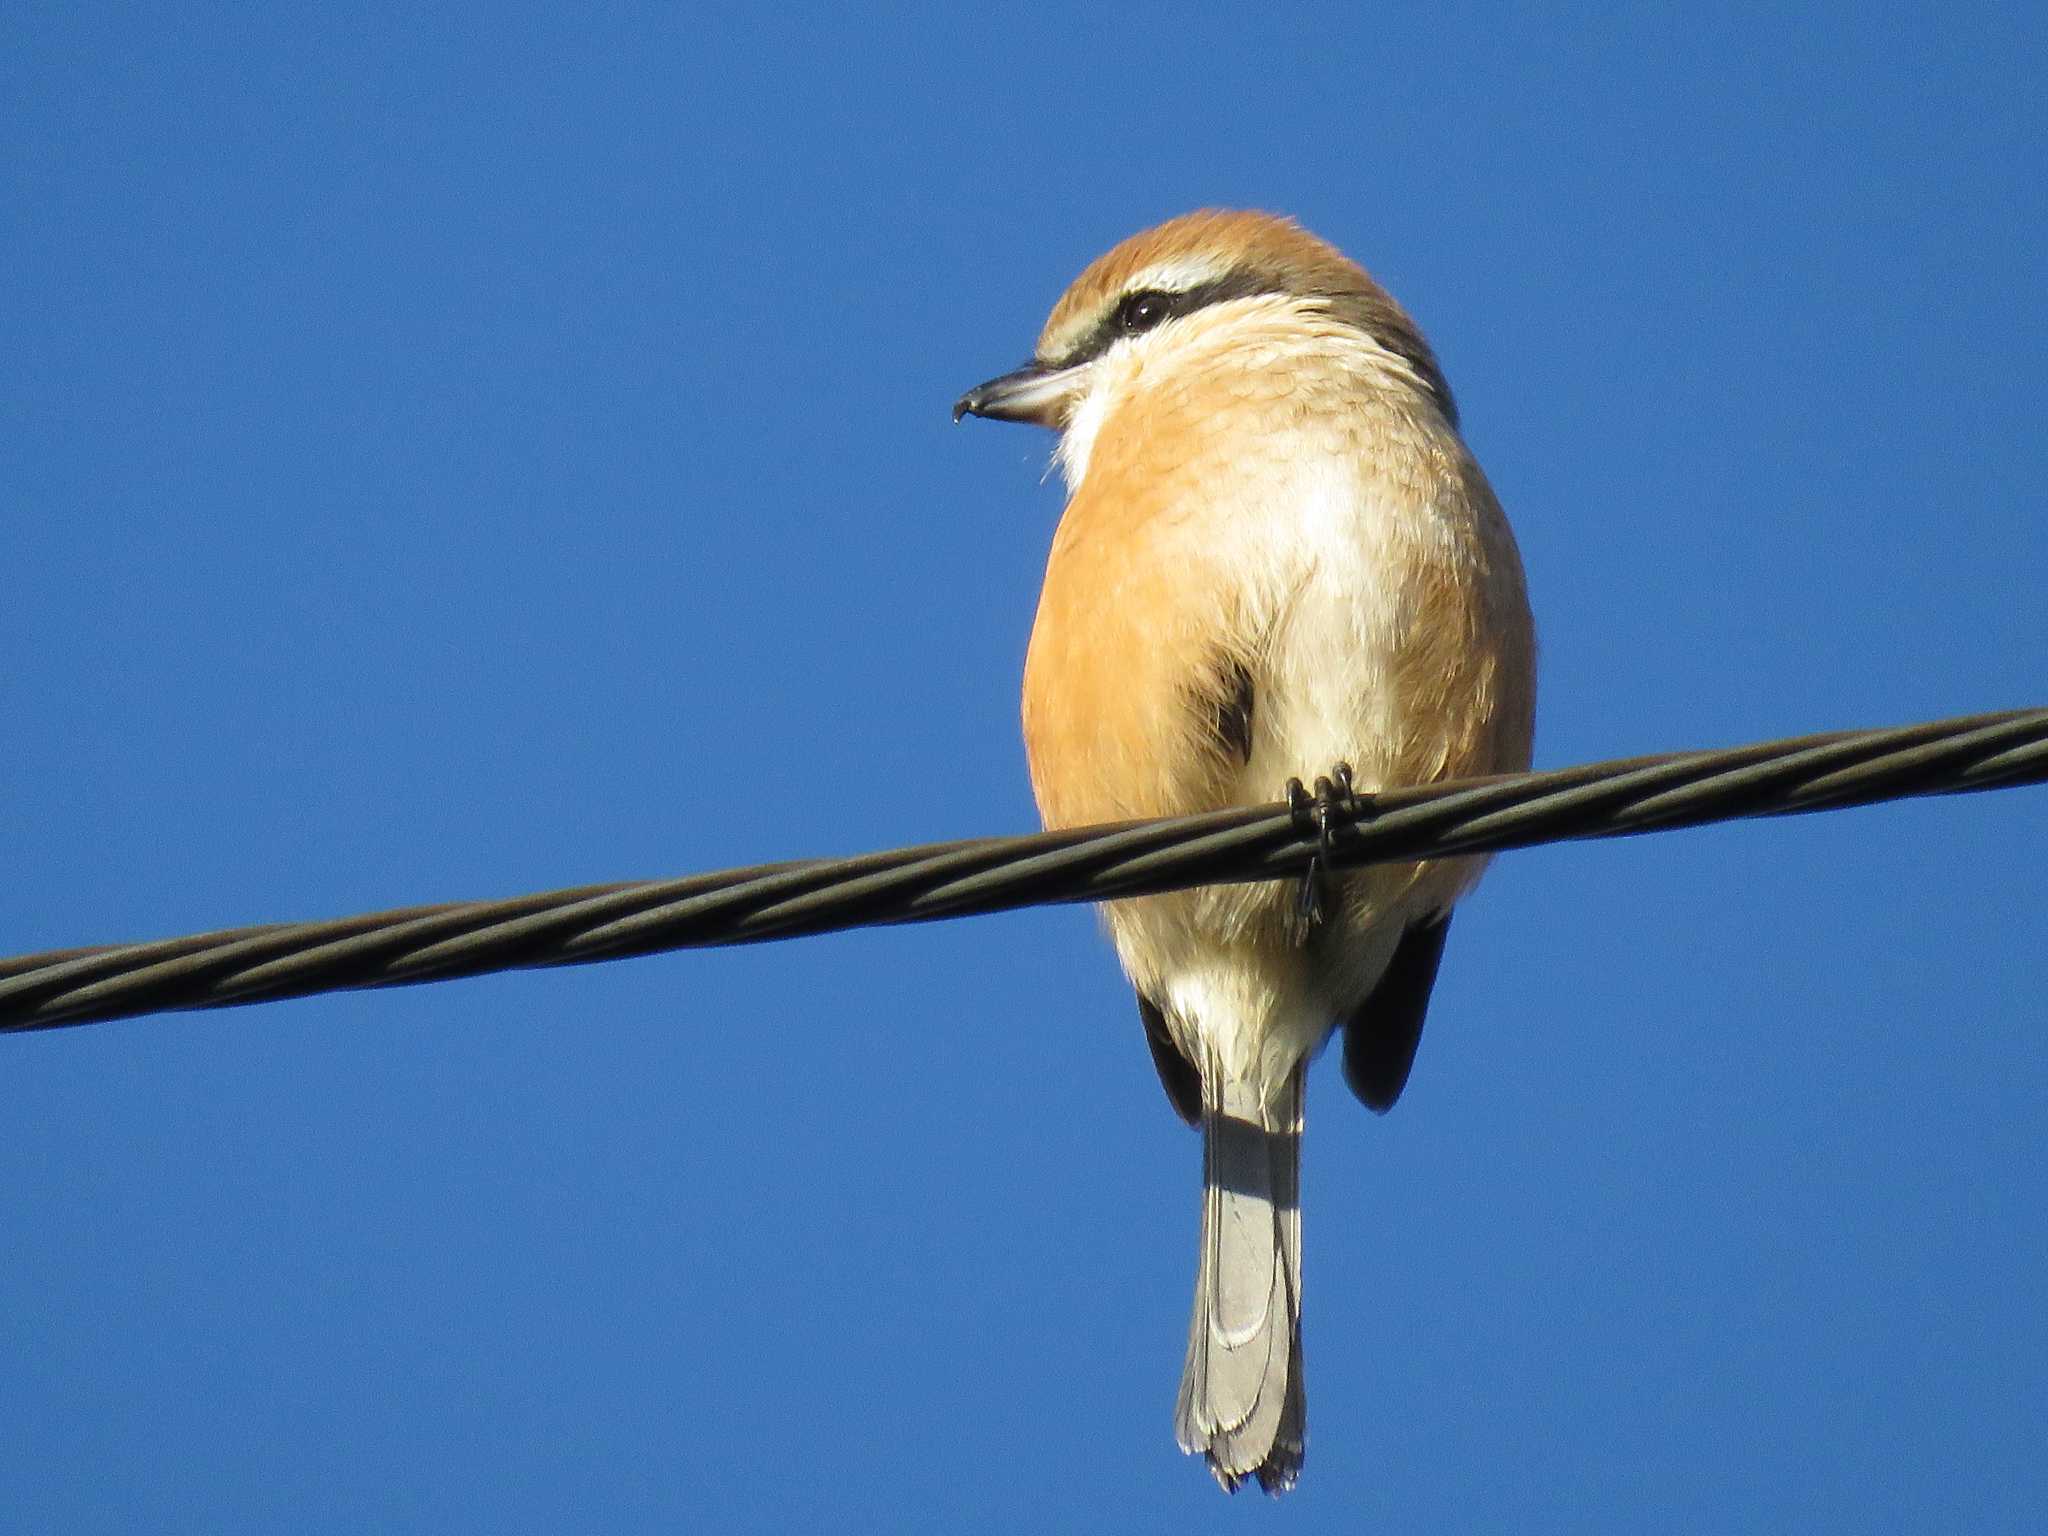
[1175,1063,1306,1493]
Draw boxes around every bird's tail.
[1176,1061,1306,1493]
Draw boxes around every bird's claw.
[1287,763,1356,927]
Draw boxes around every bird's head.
[954,210,1457,482]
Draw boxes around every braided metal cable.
[3,706,2044,1035]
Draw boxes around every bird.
[954,210,1536,1494]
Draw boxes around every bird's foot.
[1285,762,1356,927]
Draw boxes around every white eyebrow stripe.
[1123,255,1235,294]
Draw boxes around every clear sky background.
[5,4,2044,1531]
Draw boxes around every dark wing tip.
[1341,912,1454,1114]
[1137,991,1203,1127]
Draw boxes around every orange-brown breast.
[1021,307,1535,841]
[1019,376,1265,832]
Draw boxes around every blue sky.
[5,4,2044,1530]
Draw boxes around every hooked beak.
[953,360,1083,427]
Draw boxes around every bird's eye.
[1115,289,1176,335]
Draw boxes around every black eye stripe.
[1056,270,1283,368]
[1045,267,1462,428]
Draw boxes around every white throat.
[1053,381,1116,492]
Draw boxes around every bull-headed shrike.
[957,210,1536,1492]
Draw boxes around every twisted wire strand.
[3,706,2043,1034]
